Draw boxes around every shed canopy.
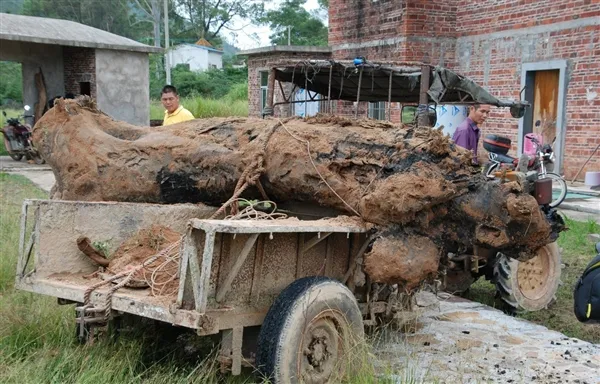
[273,60,526,108]
[0,13,162,53]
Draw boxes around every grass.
[465,214,600,343]
[0,173,397,383]
[0,108,20,156]
[2,172,598,383]
[150,97,248,121]
[150,86,249,121]
[0,173,238,383]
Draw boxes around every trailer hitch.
[75,304,108,344]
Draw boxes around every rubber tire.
[540,172,567,208]
[256,276,364,384]
[32,152,45,165]
[4,137,23,161]
[493,242,561,312]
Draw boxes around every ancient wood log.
[34,98,564,290]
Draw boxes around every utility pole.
[288,26,291,45]
[164,0,171,84]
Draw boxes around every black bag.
[574,246,600,323]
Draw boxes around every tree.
[261,0,327,46]
[173,0,264,41]
[130,0,163,47]
[0,62,23,105]
[22,0,135,39]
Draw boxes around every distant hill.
[222,41,240,56]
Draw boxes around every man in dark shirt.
[452,104,491,165]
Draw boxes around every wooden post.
[264,68,276,117]
[387,71,393,121]
[355,66,364,119]
[418,65,431,127]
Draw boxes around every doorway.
[519,60,568,174]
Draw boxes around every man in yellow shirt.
[161,85,195,125]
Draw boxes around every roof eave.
[238,45,332,56]
[0,34,163,54]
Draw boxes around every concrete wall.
[168,45,222,72]
[95,49,149,126]
[208,51,223,69]
[0,39,65,123]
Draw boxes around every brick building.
[0,13,161,126]
[242,0,600,179]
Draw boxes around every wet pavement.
[377,294,600,384]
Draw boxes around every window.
[260,71,269,112]
[368,101,386,120]
[79,82,91,96]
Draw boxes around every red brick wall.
[327,0,600,179]
[456,0,600,35]
[63,47,96,98]
[247,51,332,117]
[329,0,457,66]
[453,8,600,178]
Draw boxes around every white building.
[167,39,223,72]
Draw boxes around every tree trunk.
[34,69,47,124]
[33,98,565,289]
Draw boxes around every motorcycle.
[483,133,567,208]
[1,105,45,164]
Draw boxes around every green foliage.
[149,91,248,120]
[261,0,328,46]
[22,0,136,39]
[0,108,21,156]
[0,62,23,106]
[173,0,265,41]
[151,64,248,100]
[0,0,24,14]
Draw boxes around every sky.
[227,0,325,50]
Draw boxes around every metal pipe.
[327,64,333,113]
[273,98,330,107]
[164,0,171,85]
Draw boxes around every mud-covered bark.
[33,98,564,290]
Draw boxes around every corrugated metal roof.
[0,13,162,53]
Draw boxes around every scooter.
[1,105,45,164]
[483,133,567,208]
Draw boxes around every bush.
[150,95,248,121]
[0,62,23,106]
[225,82,248,102]
[150,61,248,100]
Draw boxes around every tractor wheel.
[493,242,561,312]
[256,276,364,384]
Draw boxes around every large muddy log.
[33,98,564,290]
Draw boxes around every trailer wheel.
[256,276,364,384]
[493,242,561,312]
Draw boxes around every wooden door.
[533,70,559,145]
